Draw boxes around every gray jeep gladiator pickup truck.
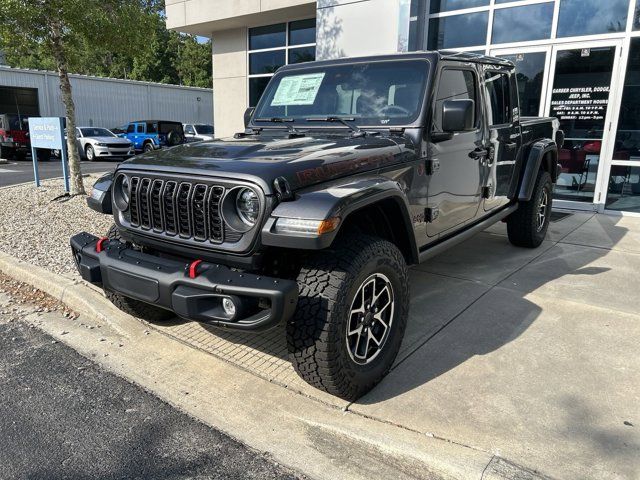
[71,51,562,400]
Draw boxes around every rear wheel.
[287,235,409,401]
[0,146,14,160]
[103,224,173,322]
[507,170,553,248]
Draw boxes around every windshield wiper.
[305,116,363,134]
[255,117,303,135]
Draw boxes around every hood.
[89,136,130,144]
[119,132,406,193]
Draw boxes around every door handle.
[469,148,488,159]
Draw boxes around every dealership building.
[166,0,640,215]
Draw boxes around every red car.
[0,113,30,160]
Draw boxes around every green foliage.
[0,0,212,88]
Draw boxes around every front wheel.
[143,143,154,153]
[287,235,409,401]
[507,170,553,248]
[85,144,95,161]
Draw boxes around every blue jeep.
[119,120,185,153]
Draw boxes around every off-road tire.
[507,170,553,248]
[287,235,410,401]
[143,142,154,153]
[103,224,173,322]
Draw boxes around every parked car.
[72,51,562,401]
[0,113,30,160]
[119,120,185,153]
[75,127,134,161]
[183,123,215,142]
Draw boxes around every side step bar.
[418,204,518,263]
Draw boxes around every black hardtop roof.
[278,50,514,72]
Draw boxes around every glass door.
[544,40,624,211]
[602,37,640,214]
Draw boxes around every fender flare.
[86,172,113,214]
[518,139,558,201]
[261,176,419,263]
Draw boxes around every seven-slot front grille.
[127,176,226,243]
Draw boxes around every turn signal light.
[273,217,340,236]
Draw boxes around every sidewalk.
[142,211,640,479]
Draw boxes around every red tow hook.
[95,237,109,253]
[188,259,203,279]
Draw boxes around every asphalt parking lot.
[0,160,116,188]
[0,292,300,480]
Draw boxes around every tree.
[0,0,155,195]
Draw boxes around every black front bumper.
[70,232,298,331]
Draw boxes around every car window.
[484,71,512,126]
[127,124,135,133]
[136,124,145,134]
[433,68,477,132]
[194,124,214,134]
[80,128,114,137]
[146,122,158,134]
[76,128,82,137]
[184,124,195,134]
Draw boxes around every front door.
[427,65,484,238]
[544,40,624,211]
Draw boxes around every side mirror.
[244,107,256,128]
[442,99,475,133]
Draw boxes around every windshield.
[7,114,30,130]
[80,127,114,137]
[254,60,429,127]
[194,124,214,134]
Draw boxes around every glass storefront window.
[249,24,286,50]
[248,20,316,107]
[499,52,546,117]
[289,19,316,45]
[613,38,640,162]
[249,77,271,108]
[249,50,285,75]
[491,3,554,44]
[288,46,316,64]
[551,47,616,203]
[429,0,489,14]
[557,0,628,38]
[606,166,640,212]
[428,12,489,49]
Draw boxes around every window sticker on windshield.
[271,73,325,106]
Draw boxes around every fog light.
[222,297,236,316]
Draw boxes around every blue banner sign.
[28,117,69,192]
[28,117,65,150]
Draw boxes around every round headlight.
[235,188,259,226]
[113,174,130,211]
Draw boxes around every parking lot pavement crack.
[343,404,492,456]
[480,454,496,480]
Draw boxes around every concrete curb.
[0,250,554,480]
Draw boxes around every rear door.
[426,64,485,238]
[482,67,520,211]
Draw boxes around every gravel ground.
[0,175,112,275]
